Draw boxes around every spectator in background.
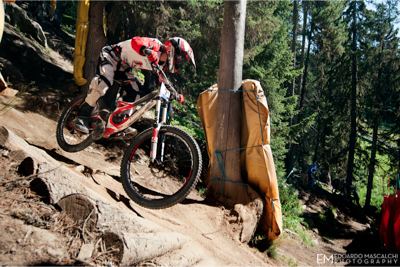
[307,162,318,188]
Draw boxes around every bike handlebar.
[151,64,184,104]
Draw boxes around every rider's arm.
[130,37,163,64]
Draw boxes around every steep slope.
[0,93,273,266]
[1,83,377,267]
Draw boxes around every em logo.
[317,254,334,265]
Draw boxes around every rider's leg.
[75,64,115,133]
[75,45,120,133]
[85,62,115,106]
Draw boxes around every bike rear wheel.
[56,95,94,152]
[120,126,202,209]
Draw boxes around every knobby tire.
[120,125,202,209]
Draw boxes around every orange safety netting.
[197,79,282,241]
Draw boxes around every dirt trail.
[0,93,376,266]
[0,94,274,266]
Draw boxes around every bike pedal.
[123,127,138,138]
[99,109,111,121]
[92,120,105,140]
[110,128,138,141]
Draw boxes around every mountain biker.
[74,36,196,134]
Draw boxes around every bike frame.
[102,90,158,138]
[100,66,179,163]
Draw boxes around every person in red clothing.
[75,36,195,134]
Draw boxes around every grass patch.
[279,179,313,246]
[285,256,298,267]
[266,243,278,259]
[354,138,395,210]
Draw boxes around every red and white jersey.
[118,37,163,71]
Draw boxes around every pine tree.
[301,0,347,181]
[345,0,359,198]
[209,0,248,204]
[298,0,310,109]
[363,1,400,209]
[244,0,297,177]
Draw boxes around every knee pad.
[85,76,110,106]
[90,76,109,95]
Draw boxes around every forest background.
[15,0,400,230]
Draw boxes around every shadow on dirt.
[343,227,399,266]
[302,210,360,239]
[297,184,395,265]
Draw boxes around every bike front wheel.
[120,126,202,209]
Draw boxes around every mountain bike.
[56,65,202,209]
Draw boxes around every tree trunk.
[285,0,300,178]
[364,117,378,210]
[83,1,106,92]
[346,0,358,197]
[299,17,313,109]
[298,0,308,99]
[209,0,247,205]
[365,32,386,209]
[290,0,299,96]
[57,193,98,231]
[105,2,123,44]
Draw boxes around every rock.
[0,148,9,157]
[74,165,86,173]
[234,203,260,243]
[226,189,263,243]
[77,243,95,262]
[0,87,18,97]
[6,3,47,47]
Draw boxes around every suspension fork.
[150,99,169,162]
